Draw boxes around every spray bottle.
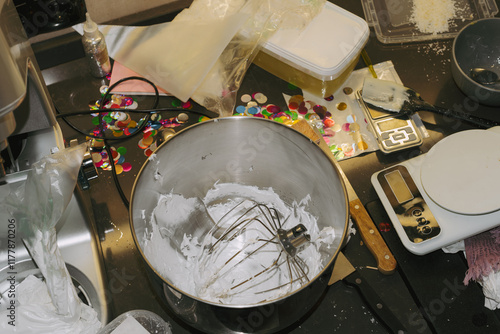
[82,13,111,77]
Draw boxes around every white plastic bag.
[0,144,101,333]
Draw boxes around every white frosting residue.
[362,77,409,112]
[142,183,337,305]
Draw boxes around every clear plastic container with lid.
[361,0,499,44]
[253,2,369,98]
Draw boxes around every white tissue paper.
[0,144,101,333]
[480,271,500,310]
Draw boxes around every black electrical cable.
[56,106,205,119]
[55,75,214,209]
[103,77,159,208]
[55,107,211,142]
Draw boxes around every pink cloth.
[464,226,500,285]
[491,226,500,244]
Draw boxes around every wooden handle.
[292,120,397,274]
[349,198,397,275]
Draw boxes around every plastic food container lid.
[361,0,499,44]
[261,2,369,81]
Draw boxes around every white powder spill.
[410,0,458,35]
[142,183,337,305]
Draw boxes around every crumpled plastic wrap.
[0,144,101,333]
[112,0,326,116]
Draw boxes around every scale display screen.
[377,118,409,132]
[384,170,413,203]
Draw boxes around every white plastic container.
[253,2,369,97]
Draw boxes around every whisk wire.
[224,235,277,267]
[231,250,284,291]
[198,200,312,302]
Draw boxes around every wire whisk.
[195,199,311,303]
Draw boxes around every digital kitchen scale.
[372,128,500,255]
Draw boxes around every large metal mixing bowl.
[130,117,349,333]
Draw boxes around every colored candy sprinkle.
[122,162,132,172]
[266,105,281,114]
[313,105,327,119]
[297,104,308,114]
[241,94,252,103]
[337,102,347,111]
[323,118,335,128]
[176,113,189,123]
[324,127,336,137]
[247,107,259,115]
[253,92,267,104]
[349,123,360,132]
[114,164,124,175]
[324,95,334,101]
[127,101,138,109]
[143,135,154,147]
[117,146,127,155]
[123,97,134,106]
[346,114,356,123]
[357,140,368,150]
[343,87,353,95]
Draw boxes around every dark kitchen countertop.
[37,1,500,333]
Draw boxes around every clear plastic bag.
[0,144,101,333]
[114,0,326,116]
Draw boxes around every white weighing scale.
[371,127,500,255]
